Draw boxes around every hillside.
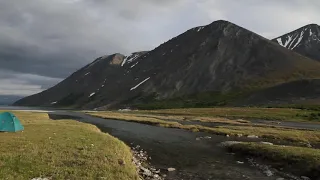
[14,20,320,109]
[237,79,320,106]
[273,24,320,61]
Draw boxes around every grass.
[132,91,248,109]
[87,111,320,144]
[139,107,320,122]
[0,111,139,180]
[227,142,320,178]
[215,126,320,143]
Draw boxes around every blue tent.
[0,112,24,132]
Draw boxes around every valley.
[3,14,320,180]
[85,107,320,179]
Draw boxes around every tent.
[0,112,24,132]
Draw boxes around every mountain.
[0,95,24,105]
[273,24,320,61]
[14,53,140,107]
[14,20,320,109]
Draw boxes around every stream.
[48,111,286,180]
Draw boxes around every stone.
[153,174,159,178]
[226,134,230,137]
[301,176,311,180]
[260,142,273,146]
[236,134,243,137]
[247,135,259,138]
[276,178,284,180]
[141,167,152,176]
[305,143,312,148]
[219,141,242,147]
[118,159,125,166]
[236,161,244,164]
[264,169,273,177]
[167,168,176,172]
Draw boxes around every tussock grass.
[87,111,320,144]
[215,126,320,143]
[141,107,320,122]
[228,142,320,178]
[0,111,139,180]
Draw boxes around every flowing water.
[2,106,307,179]
[49,111,285,180]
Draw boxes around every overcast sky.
[0,0,319,96]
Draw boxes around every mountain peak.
[273,23,320,61]
[211,19,232,24]
[306,23,319,27]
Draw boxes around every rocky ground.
[131,144,166,180]
[219,141,313,180]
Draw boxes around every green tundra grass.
[140,107,320,122]
[0,111,139,180]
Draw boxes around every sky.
[0,0,319,97]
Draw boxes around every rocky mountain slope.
[273,24,320,61]
[14,20,320,109]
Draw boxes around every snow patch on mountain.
[130,62,139,68]
[122,53,142,66]
[130,77,150,91]
[292,31,304,49]
[276,38,284,47]
[197,27,205,32]
[283,35,293,48]
[275,24,320,51]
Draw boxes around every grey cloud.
[0,69,61,95]
[0,0,320,96]
[198,0,320,38]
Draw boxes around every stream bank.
[49,112,290,180]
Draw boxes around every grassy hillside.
[0,111,138,180]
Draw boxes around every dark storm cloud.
[0,69,61,95]
[0,0,319,96]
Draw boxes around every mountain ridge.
[14,20,320,109]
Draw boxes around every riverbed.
[0,106,299,179]
[49,111,285,180]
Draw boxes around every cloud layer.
[0,0,319,96]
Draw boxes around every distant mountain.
[14,20,320,109]
[273,24,320,61]
[14,53,140,107]
[0,95,23,105]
